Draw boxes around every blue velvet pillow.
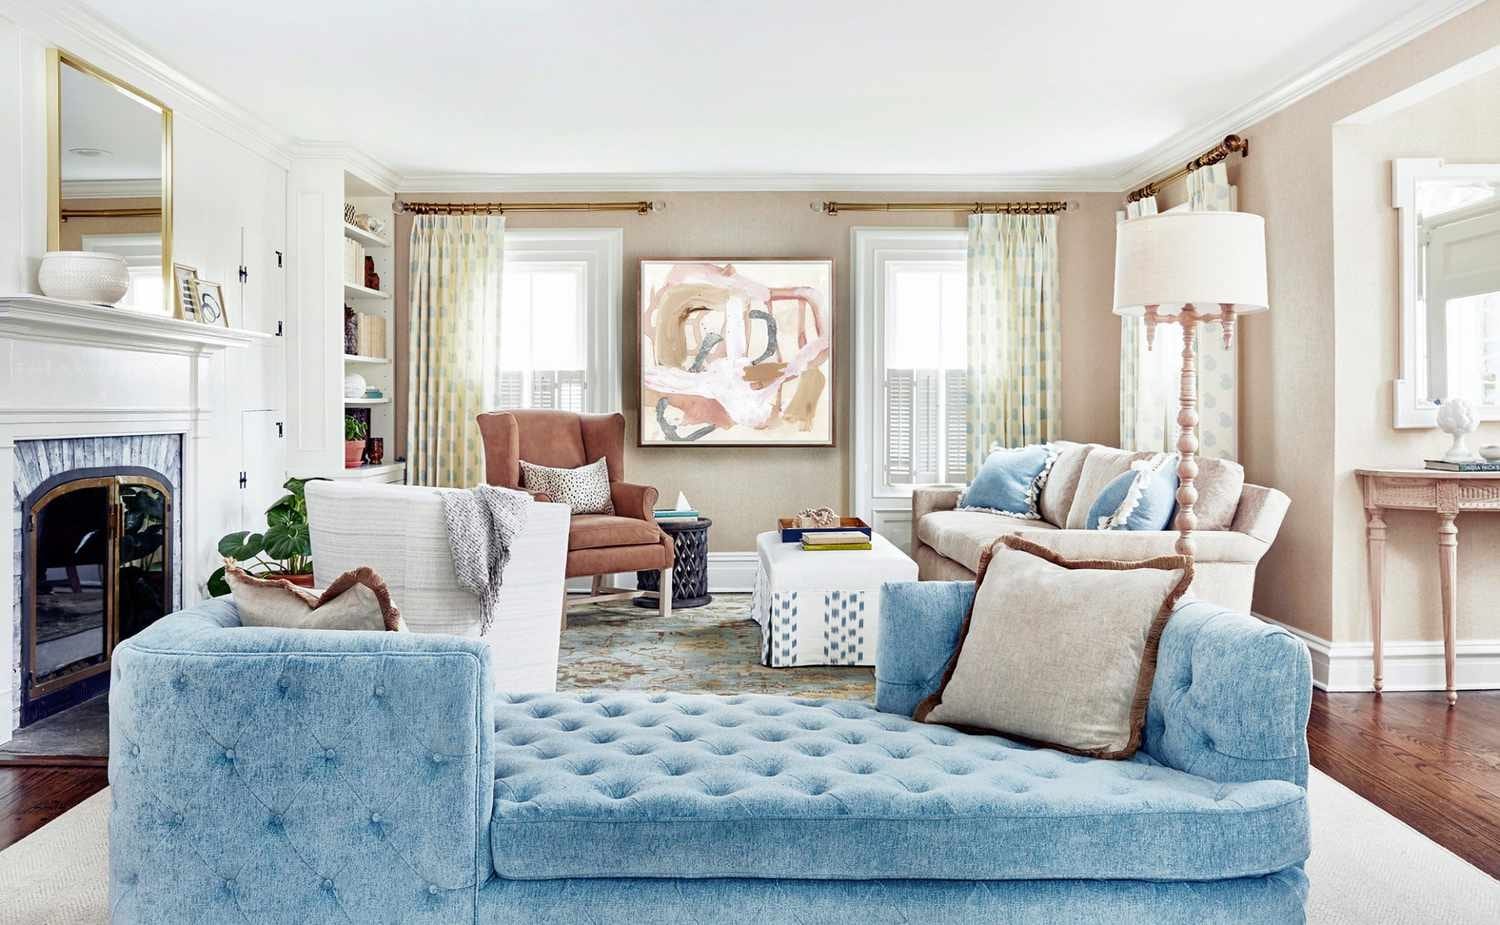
[958,444,1057,519]
[1087,453,1179,530]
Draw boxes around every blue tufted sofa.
[108,582,1312,924]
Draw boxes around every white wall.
[0,7,290,601]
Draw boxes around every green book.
[800,542,872,551]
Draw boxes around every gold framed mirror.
[46,49,174,316]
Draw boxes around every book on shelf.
[800,530,871,546]
[800,541,872,551]
[654,508,699,517]
[1424,459,1500,472]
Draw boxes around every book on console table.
[800,542,872,551]
[1424,459,1500,472]
[654,509,700,518]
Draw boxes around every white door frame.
[850,227,967,551]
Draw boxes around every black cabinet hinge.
[275,320,284,336]
[275,250,284,268]
[238,471,248,489]
[275,421,284,438]
[238,264,249,284]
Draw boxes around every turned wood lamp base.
[1143,302,1238,559]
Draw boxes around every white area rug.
[1,770,1496,924]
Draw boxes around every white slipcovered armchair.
[305,480,570,692]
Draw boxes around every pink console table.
[1356,467,1500,705]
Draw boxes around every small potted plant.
[344,414,368,469]
[208,477,323,595]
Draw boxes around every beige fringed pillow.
[914,535,1192,759]
[224,561,404,632]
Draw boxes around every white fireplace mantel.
[0,295,271,355]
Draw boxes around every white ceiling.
[59,59,162,183]
[72,0,1461,187]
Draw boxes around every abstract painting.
[639,259,834,446]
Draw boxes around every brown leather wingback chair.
[476,410,673,626]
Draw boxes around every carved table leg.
[1365,502,1387,693]
[1437,511,1459,706]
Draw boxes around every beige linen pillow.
[1038,442,1092,526]
[226,562,403,632]
[1064,448,1154,529]
[1192,456,1245,531]
[914,535,1192,759]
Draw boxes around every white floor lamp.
[1113,211,1269,557]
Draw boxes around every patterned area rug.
[558,593,875,702]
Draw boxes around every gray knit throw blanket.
[438,484,530,634]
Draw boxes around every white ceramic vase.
[37,251,130,305]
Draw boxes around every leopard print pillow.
[520,457,615,514]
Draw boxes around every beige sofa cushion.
[1065,448,1151,528]
[1039,441,1092,527]
[1193,456,1245,531]
[915,536,1193,759]
[915,510,1057,573]
[1063,449,1245,531]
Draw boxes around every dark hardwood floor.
[2,691,1499,880]
[1308,689,1500,879]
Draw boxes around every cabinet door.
[240,409,286,527]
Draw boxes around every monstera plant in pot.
[207,476,325,595]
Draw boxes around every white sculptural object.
[1436,398,1480,462]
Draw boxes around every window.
[883,262,968,486]
[852,229,968,550]
[81,233,162,313]
[491,230,623,414]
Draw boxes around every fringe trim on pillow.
[1096,453,1173,531]
[958,443,1061,520]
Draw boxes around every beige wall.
[1330,67,1500,645]
[1233,0,1500,642]
[393,191,1121,551]
[56,196,161,250]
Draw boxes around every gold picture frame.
[173,263,197,320]
[190,279,229,328]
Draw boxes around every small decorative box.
[777,517,873,544]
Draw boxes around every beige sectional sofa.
[911,442,1290,613]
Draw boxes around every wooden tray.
[777,517,872,544]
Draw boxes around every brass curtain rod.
[395,200,661,215]
[817,199,1075,216]
[1126,134,1250,203]
[60,207,162,222]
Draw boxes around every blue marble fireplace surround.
[109,579,1312,924]
[11,435,182,729]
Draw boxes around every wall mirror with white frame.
[1392,158,1500,427]
[46,49,173,315]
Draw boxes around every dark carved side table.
[635,517,712,609]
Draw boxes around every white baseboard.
[565,552,759,595]
[1254,613,1500,693]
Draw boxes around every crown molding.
[1,0,297,168]
[60,178,161,199]
[289,142,401,195]
[1113,0,1490,191]
[394,171,1121,194]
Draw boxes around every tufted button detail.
[172,813,184,825]
[370,812,383,824]
[223,877,236,890]
[428,884,441,896]
[268,812,283,829]
[322,878,334,891]
[431,752,446,764]
[223,748,235,761]
[374,685,385,697]
[130,744,141,757]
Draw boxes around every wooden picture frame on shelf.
[172,263,198,320]
[190,278,229,328]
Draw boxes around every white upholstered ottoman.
[750,530,919,667]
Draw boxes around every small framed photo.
[190,278,229,328]
[173,264,198,320]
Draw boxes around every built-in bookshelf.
[284,158,404,484]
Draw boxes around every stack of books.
[654,508,700,525]
[1424,459,1500,472]
[800,530,872,551]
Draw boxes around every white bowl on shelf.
[1480,445,1500,462]
[37,251,130,305]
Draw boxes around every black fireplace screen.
[23,468,172,724]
